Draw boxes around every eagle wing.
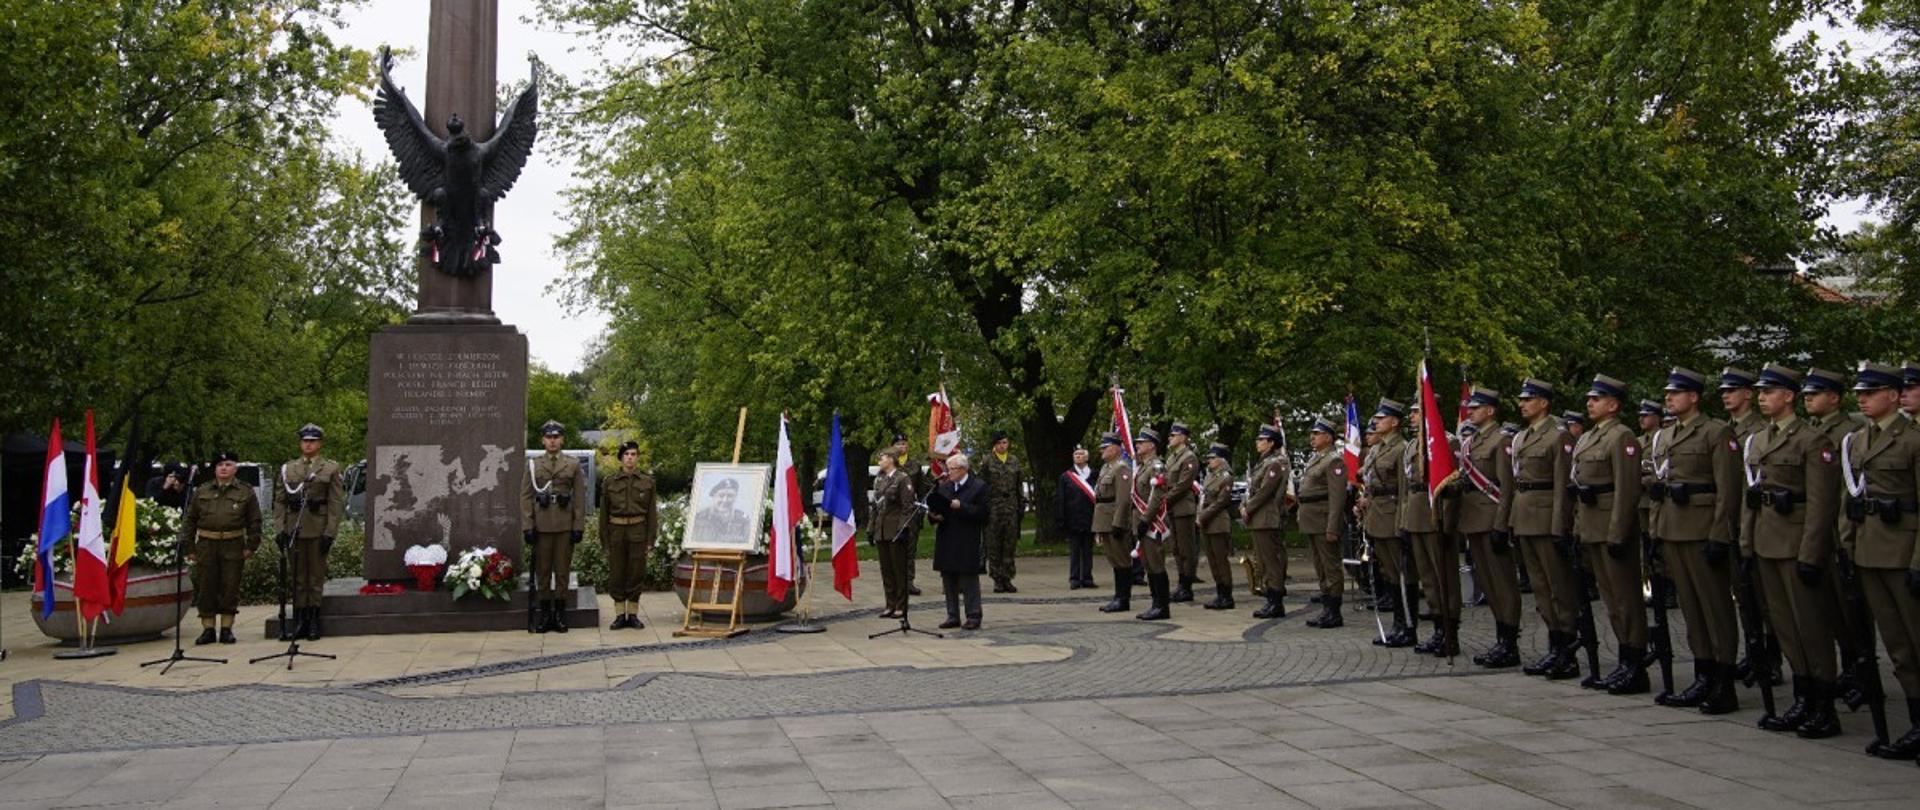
[478,61,540,201]
[372,47,446,201]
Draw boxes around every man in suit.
[1504,379,1580,678]
[1843,362,1920,758]
[928,453,990,629]
[1056,446,1098,589]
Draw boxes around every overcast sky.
[325,4,1891,375]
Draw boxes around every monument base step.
[262,578,599,637]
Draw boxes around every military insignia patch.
[1820,449,1834,464]
[1624,444,1637,457]
[1563,443,1574,454]
[1729,439,1739,452]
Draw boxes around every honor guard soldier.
[872,449,917,618]
[1093,433,1138,613]
[599,441,658,630]
[1721,365,1777,686]
[1805,367,1876,709]
[1637,400,1664,542]
[1198,442,1238,609]
[1300,417,1352,628]
[1457,388,1522,667]
[1163,423,1204,602]
[1402,404,1459,656]
[1562,410,1587,440]
[1360,400,1414,646]
[273,424,345,641]
[1842,363,1920,758]
[1742,364,1845,738]
[1572,374,1648,693]
[1504,379,1580,677]
[183,451,262,644]
[1647,368,1743,713]
[523,420,586,633]
[1904,363,1920,419]
[980,431,1025,593]
[891,434,925,596]
[1243,424,1292,618]
[1130,429,1174,620]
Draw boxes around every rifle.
[1563,535,1604,687]
[1836,550,1891,754]
[1737,553,1779,720]
[1644,535,1675,700]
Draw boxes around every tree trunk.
[1020,388,1101,543]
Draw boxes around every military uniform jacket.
[1638,430,1660,535]
[1398,435,1452,533]
[1732,410,1766,443]
[1092,461,1135,534]
[1840,416,1920,570]
[1498,417,1572,538]
[980,453,1024,514]
[1648,414,1739,543]
[1135,456,1169,531]
[522,452,587,533]
[1740,416,1839,565]
[1163,444,1201,518]
[1571,417,1641,546]
[274,456,345,540]
[183,480,263,550]
[1296,449,1349,538]
[1244,450,1289,530]
[1360,435,1405,538]
[870,468,915,543]
[1453,425,1506,535]
[598,468,660,544]
[1198,467,1235,534]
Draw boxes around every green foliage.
[239,519,367,605]
[527,363,594,447]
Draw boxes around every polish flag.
[1418,360,1459,504]
[767,414,804,602]
[823,413,859,599]
[73,411,111,621]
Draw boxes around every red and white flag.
[1418,360,1458,504]
[767,414,805,602]
[73,411,111,621]
[927,386,959,476]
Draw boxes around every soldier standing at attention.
[1903,363,1920,419]
[1360,400,1413,646]
[1198,442,1237,610]
[892,434,925,596]
[1131,429,1173,620]
[1457,388,1521,667]
[1804,367,1874,710]
[523,420,586,634]
[980,431,1024,593]
[871,449,917,619]
[1720,366,1774,685]
[1163,423,1204,603]
[1242,425,1292,619]
[1637,400,1665,544]
[1403,404,1460,657]
[1842,363,1920,758]
[1300,417,1351,629]
[1093,433,1138,613]
[1563,411,1587,441]
[1571,374,1648,694]
[273,424,344,642]
[1648,368,1743,714]
[1505,380,1580,678]
[1742,365,1844,738]
[599,441,658,630]
[184,451,261,644]
[1056,446,1097,590]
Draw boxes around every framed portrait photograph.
[684,462,771,552]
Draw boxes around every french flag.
[1342,396,1363,485]
[823,413,858,599]
[36,419,71,618]
[767,414,804,603]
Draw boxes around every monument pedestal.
[269,579,597,637]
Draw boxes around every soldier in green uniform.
[1803,367,1875,709]
[892,434,924,596]
[1456,388,1521,667]
[1360,400,1413,646]
[872,449,917,619]
[1130,429,1174,620]
[1093,433,1138,613]
[1842,363,1920,758]
[1719,366,1777,686]
[1637,400,1664,544]
[272,424,345,641]
[1742,364,1844,738]
[1197,442,1237,610]
[1242,424,1291,619]
[1648,368,1743,713]
[1163,423,1204,602]
[522,420,586,634]
[1505,379,1580,678]
[598,441,658,630]
[1903,363,1920,419]
[980,431,1024,593]
[183,451,262,644]
[1300,417,1351,629]
[1402,404,1460,656]
[1571,374,1648,694]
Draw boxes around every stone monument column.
[415,0,500,325]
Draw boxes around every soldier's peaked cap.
[1374,399,1408,419]
[1562,410,1586,425]
[1135,427,1162,448]
[1208,442,1232,459]
[1756,364,1803,390]
[1801,367,1846,395]
[1467,386,1499,408]
[212,450,240,463]
[709,477,740,494]
[297,423,324,440]
[1664,367,1706,393]
[1168,422,1191,436]
[1098,431,1125,448]
[1517,379,1556,400]
[540,419,565,437]
[1637,399,1662,416]
[1856,362,1902,391]
[1310,416,1339,435]
[1256,424,1284,442]
[1902,361,1920,388]
[1585,374,1628,401]
[1719,366,1758,390]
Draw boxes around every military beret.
[1098,431,1125,448]
[1517,379,1556,400]
[1207,442,1232,460]
[1309,416,1339,435]
[1903,361,1920,388]
[212,451,240,463]
[708,477,739,495]
[1756,363,1803,390]
[1561,410,1586,426]
[540,419,565,437]
[990,430,1009,443]
[1719,366,1758,390]
[1855,361,1902,392]
[1585,374,1628,401]
[297,423,324,440]
[1373,398,1407,419]
[1256,424,1285,442]
[1801,367,1846,395]
[618,440,640,454]
[1664,367,1706,393]
[1637,399,1662,417]
[1466,386,1499,408]
[1134,427,1162,448]
[1168,422,1191,437]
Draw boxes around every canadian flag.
[73,411,111,621]
[767,414,805,603]
[927,386,959,476]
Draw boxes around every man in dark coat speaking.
[927,453,990,629]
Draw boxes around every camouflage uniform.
[980,448,1024,590]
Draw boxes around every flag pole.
[778,412,826,634]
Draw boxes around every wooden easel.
[675,407,753,638]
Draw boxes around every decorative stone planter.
[671,552,802,622]
[30,566,193,646]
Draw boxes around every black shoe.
[535,601,554,634]
[991,581,1009,594]
[1136,574,1171,621]
[938,618,961,629]
[1068,581,1084,590]
[1308,594,1325,605]
[1607,647,1650,695]
[908,584,922,596]
[630,614,645,630]
[551,599,569,633]
[1544,646,1581,680]
[1078,579,1098,588]
[304,608,323,641]
[1660,662,1713,708]
[1002,582,1017,594]
[195,628,217,646]
[610,614,633,630]
[1307,599,1344,628]
[1414,628,1443,655]
[1100,569,1133,613]
[1523,631,1562,675]
[1869,700,1920,758]
[962,619,981,630]
[218,628,236,645]
[1170,584,1193,603]
[1699,662,1740,715]
[1837,669,1867,712]
[1252,593,1284,620]
[1797,681,1842,739]
[1760,678,1810,732]
[1202,584,1235,610]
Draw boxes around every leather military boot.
[303,607,322,641]
[1252,591,1284,620]
[1796,680,1842,739]
[1660,660,1713,707]
[1523,631,1562,675]
[1699,661,1740,715]
[1545,635,1581,680]
[1374,614,1409,647]
[1414,626,1443,655]
[1100,568,1132,613]
[1761,677,1810,731]
[1607,646,1650,695]
[1868,698,1920,759]
[1136,574,1171,621]
[1477,624,1520,668]
[535,601,554,634]
[1170,577,1193,603]
[1308,598,1344,628]
[1202,585,1235,610]
[550,599,569,633]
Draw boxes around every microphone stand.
[251,465,334,670]
[141,465,226,673]
[872,494,941,639]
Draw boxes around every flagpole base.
[53,647,117,660]
[775,622,826,634]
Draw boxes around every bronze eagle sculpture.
[373,46,540,277]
